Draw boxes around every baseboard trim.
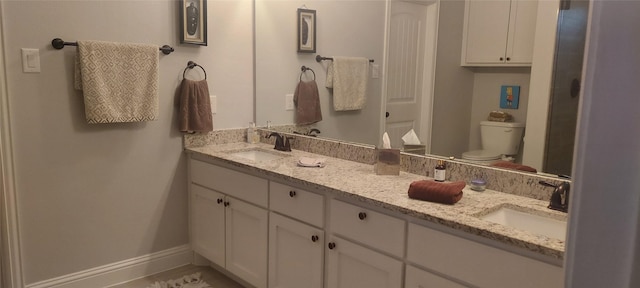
[26,245,193,288]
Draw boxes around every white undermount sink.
[479,205,568,241]
[227,148,288,162]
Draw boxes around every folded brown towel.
[490,160,537,173]
[179,79,213,132]
[408,180,465,205]
[294,80,322,125]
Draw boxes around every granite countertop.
[186,142,566,261]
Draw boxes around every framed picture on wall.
[297,8,316,53]
[500,85,520,109]
[181,0,207,46]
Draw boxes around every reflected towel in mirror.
[294,80,322,125]
[325,56,369,111]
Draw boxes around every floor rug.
[145,272,211,288]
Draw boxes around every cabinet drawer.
[407,223,563,288]
[329,199,405,257]
[190,159,268,207]
[270,182,324,227]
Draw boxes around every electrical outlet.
[285,94,294,110]
[210,95,217,114]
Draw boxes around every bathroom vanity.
[185,138,565,288]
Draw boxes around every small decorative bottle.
[434,160,446,182]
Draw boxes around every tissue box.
[374,148,400,175]
[403,144,426,155]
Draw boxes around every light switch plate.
[210,95,217,114]
[21,48,40,73]
[371,64,380,79]
[285,94,294,110]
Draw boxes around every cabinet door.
[326,236,402,288]
[505,0,538,63]
[462,0,511,64]
[269,213,324,288]
[405,265,467,288]
[190,184,225,267]
[225,197,268,288]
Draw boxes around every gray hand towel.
[179,79,213,132]
[294,80,322,125]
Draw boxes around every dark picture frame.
[181,0,207,46]
[297,8,316,53]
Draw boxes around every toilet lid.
[461,150,502,161]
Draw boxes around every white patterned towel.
[145,272,212,288]
[325,56,369,111]
[75,40,159,123]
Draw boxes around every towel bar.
[51,38,175,55]
[315,55,374,63]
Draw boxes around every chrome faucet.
[267,132,291,151]
[539,181,570,213]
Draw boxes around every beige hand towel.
[294,80,322,125]
[325,57,369,111]
[75,40,159,123]
[179,79,213,132]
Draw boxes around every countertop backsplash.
[183,126,568,202]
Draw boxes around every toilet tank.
[480,121,525,155]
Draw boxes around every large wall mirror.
[255,0,588,177]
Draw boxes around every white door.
[190,184,226,266]
[384,0,438,151]
[268,213,324,288]
[326,236,402,288]
[225,196,268,288]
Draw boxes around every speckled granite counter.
[186,142,566,261]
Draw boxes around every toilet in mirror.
[461,121,525,165]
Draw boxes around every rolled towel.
[408,180,465,205]
[490,160,537,173]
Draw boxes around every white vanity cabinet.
[326,199,404,288]
[405,265,467,288]
[189,159,269,288]
[326,236,403,288]
[407,223,563,288]
[188,153,563,288]
[268,182,325,288]
[269,213,324,288]
[190,184,226,266]
[461,0,538,66]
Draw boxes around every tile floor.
[109,264,245,288]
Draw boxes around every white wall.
[522,0,559,171]
[0,0,252,284]
[255,0,385,146]
[467,69,530,156]
[430,0,475,158]
[565,0,640,286]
